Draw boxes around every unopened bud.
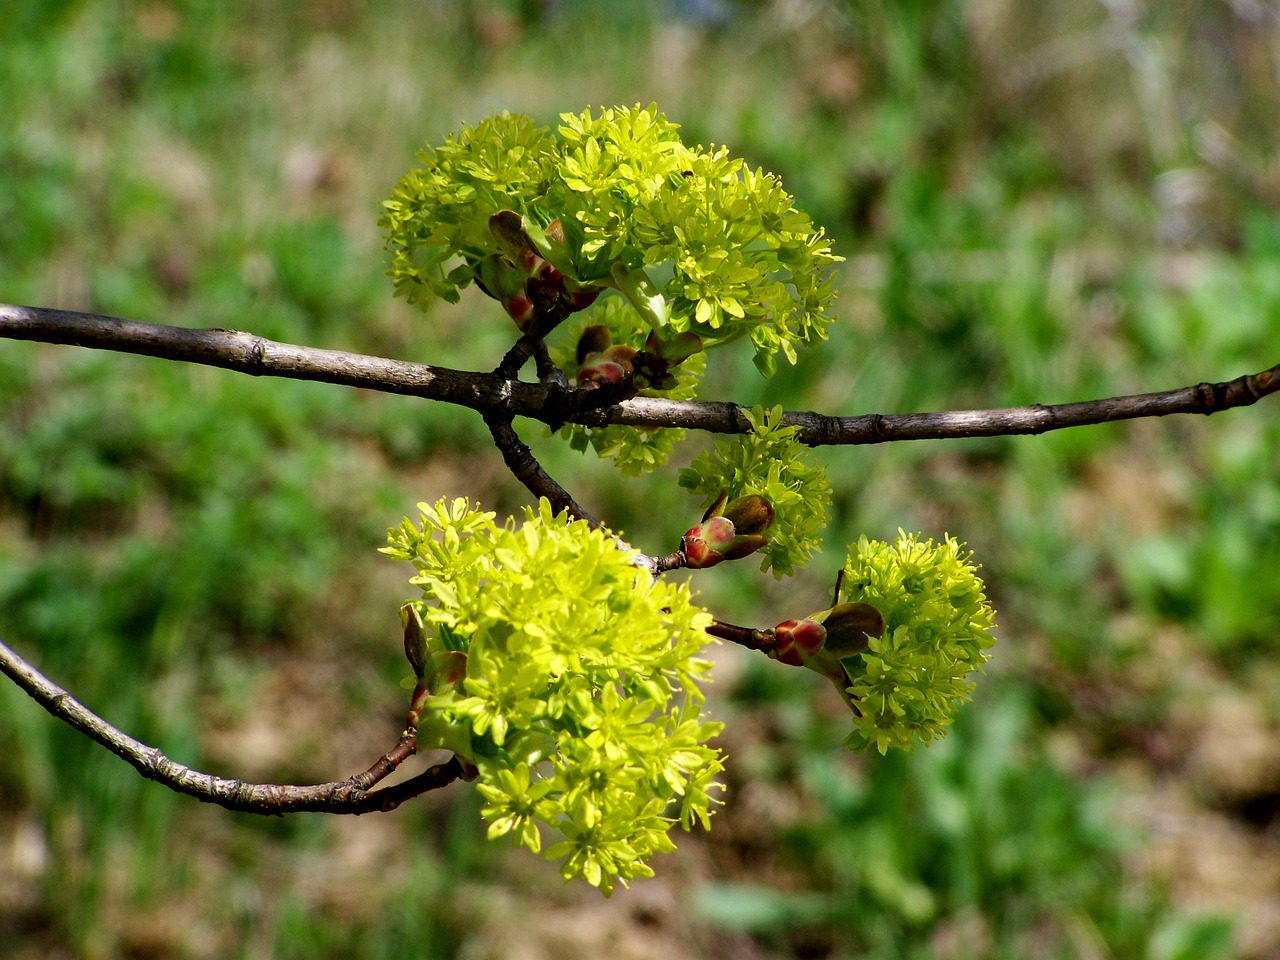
[401,603,429,680]
[604,344,637,369]
[769,618,827,666]
[723,494,774,537]
[406,680,430,730]
[813,602,885,659]
[682,515,736,568]
[504,295,535,328]
[681,490,773,567]
[577,350,630,386]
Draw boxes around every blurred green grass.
[2,1,1279,957]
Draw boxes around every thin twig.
[4,304,1276,445]
[706,619,773,651]
[484,414,603,527]
[0,637,463,815]
[649,550,688,573]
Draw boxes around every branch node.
[247,336,268,374]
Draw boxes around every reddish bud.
[604,344,637,368]
[682,515,737,568]
[682,491,774,567]
[406,679,430,729]
[577,355,628,385]
[568,285,602,311]
[770,618,828,666]
[504,295,535,328]
[577,342,637,386]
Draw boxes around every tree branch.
[484,413,602,526]
[5,304,1274,448]
[2,303,1278,446]
[0,637,464,815]
[706,618,773,651]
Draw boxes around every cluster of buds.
[575,324,638,385]
[759,600,886,712]
[474,211,600,330]
[681,489,775,569]
[574,324,704,389]
[766,601,886,669]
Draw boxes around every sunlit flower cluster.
[838,532,997,753]
[382,497,723,895]
[381,104,840,375]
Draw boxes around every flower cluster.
[381,498,724,895]
[375,105,1002,893]
[381,104,841,375]
[679,406,831,576]
[837,532,997,754]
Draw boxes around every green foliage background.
[2,1,1278,957]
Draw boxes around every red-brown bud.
[604,344,637,369]
[681,491,774,568]
[577,355,628,385]
[568,285,602,311]
[401,602,429,680]
[577,342,638,386]
[406,679,430,730]
[504,295,535,328]
[769,618,828,666]
[682,515,736,568]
